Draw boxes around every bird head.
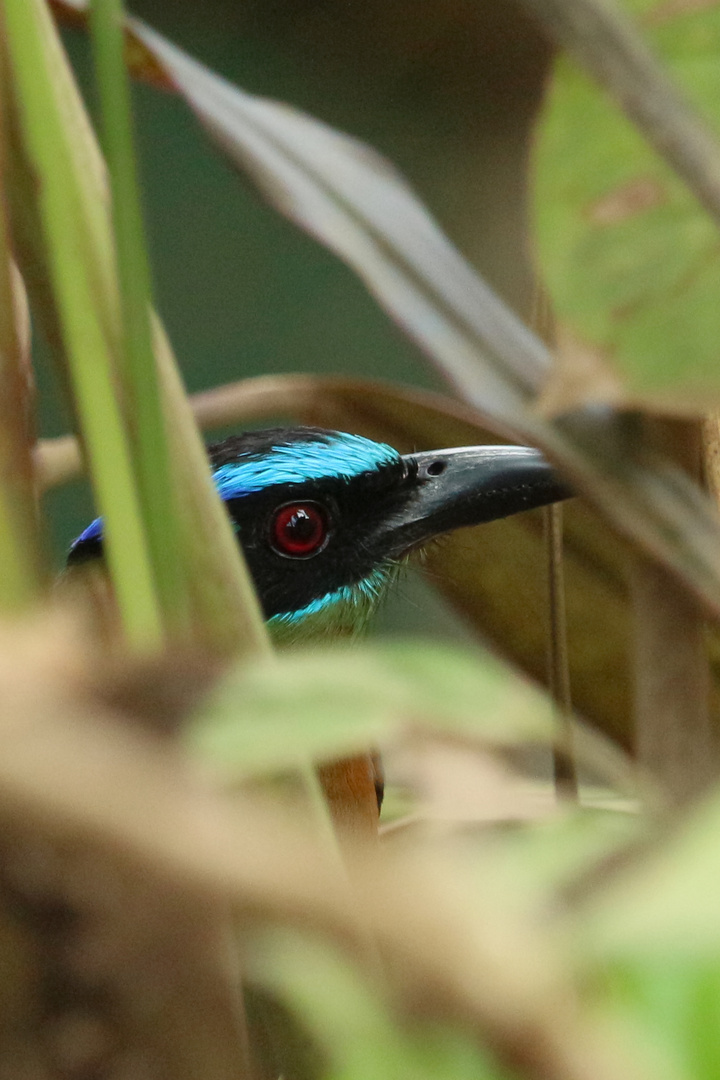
[67,427,571,644]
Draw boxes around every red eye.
[270,502,329,559]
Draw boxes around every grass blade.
[152,319,269,654]
[90,0,188,634]
[2,0,162,646]
[0,91,46,610]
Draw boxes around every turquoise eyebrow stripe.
[69,435,401,554]
[213,434,400,499]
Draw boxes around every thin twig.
[531,284,578,802]
[35,375,327,490]
[517,0,720,227]
[544,504,578,801]
[701,414,720,511]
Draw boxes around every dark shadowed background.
[42,0,550,638]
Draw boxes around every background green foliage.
[534,0,720,410]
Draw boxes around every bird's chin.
[266,561,404,646]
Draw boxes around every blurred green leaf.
[573,780,720,1078]
[533,0,720,412]
[459,808,643,921]
[581,786,720,960]
[600,961,720,1080]
[190,641,553,777]
[250,931,508,1080]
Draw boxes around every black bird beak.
[381,445,573,559]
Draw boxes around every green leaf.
[189,641,554,777]
[0,165,46,609]
[581,786,720,960]
[2,0,163,645]
[533,0,720,412]
[249,931,508,1080]
[90,0,188,632]
[152,322,270,656]
[600,961,720,1080]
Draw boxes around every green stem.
[2,0,163,646]
[0,90,45,610]
[90,0,188,636]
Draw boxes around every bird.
[68,426,571,832]
[68,425,571,644]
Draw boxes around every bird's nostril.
[426,459,446,477]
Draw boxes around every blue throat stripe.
[269,565,392,628]
[267,562,399,638]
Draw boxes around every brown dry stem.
[701,413,720,510]
[544,504,578,801]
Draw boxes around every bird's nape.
[67,426,572,643]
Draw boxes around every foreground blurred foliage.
[0,0,720,1078]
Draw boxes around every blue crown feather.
[70,433,400,553]
[73,516,103,546]
[213,434,400,500]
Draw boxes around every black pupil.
[287,509,315,541]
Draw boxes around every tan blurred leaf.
[383,741,558,830]
[0,610,656,1080]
